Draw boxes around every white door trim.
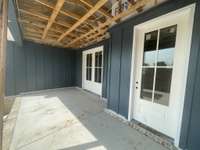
[128,4,195,147]
[82,46,104,96]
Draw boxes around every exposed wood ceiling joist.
[25,36,66,47]
[18,9,87,34]
[79,0,111,18]
[19,19,62,33]
[15,0,163,48]
[42,0,65,39]
[19,19,77,39]
[34,0,94,29]
[66,0,156,48]
[57,0,108,42]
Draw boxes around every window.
[94,51,103,83]
[140,25,177,106]
[86,54,92,81]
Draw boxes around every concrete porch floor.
[4,88,168,150]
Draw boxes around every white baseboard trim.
[101,97,108,103]
[104,108,129,124]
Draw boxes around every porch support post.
[0,0,8,149]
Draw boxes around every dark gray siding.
[119,27,133,117]
[106,27,133,117]
[186,47,200,150]
[108,31,122,113]
[14,44,27,94]
[6,41,76,96]
[102,40,109,98]
[106,0,200,149]
[75,50,82,87]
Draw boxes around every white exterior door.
[131,5,195,140]
[82,46,103,95]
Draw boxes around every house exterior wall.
[6,41,76,96]
[107,26,133,117]
[6,0,76,96]
[105,0,200,149]
[102,40,109,98]
[75,50,82,88]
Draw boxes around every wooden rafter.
[18,19,76,39]
[66,0,154,48]
[24,32,42,38]
[18,9,87,34]
[78,27,109,47]
[57,0,108,42]
[76,28,108,48]
[34,0,94,29]
[19,19,61,34]
[24,27,43,34]
[42,0,65,39]
[15,0,161,48]
[24,27,60,38]
[79,0,111,18]
[25,36,66,47]
[35,0,80,20]
[18,9,48,20]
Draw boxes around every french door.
[82,46,103,95]
[132,5,194,140]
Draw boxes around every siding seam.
[118,29,123,114]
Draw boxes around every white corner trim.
[174,3,196,147]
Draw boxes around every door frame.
[82,46,104,96]
[128,4,195,147]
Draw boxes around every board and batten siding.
[6,0,76,96]
[105,0,200,149]
[6,41,76,96]
[106,28,132,118]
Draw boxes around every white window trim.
[82,46,104,96]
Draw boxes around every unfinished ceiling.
[15,0,164,48]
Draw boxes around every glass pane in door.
[140,68,155,101]
[86,68,92,80]
[143,30,158,66]
[86,54,92,67]
[95,51,102,83]
[95,68,102,83]
[154,68,173,106]
[86,54,92,81]
[157,25,177,66]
